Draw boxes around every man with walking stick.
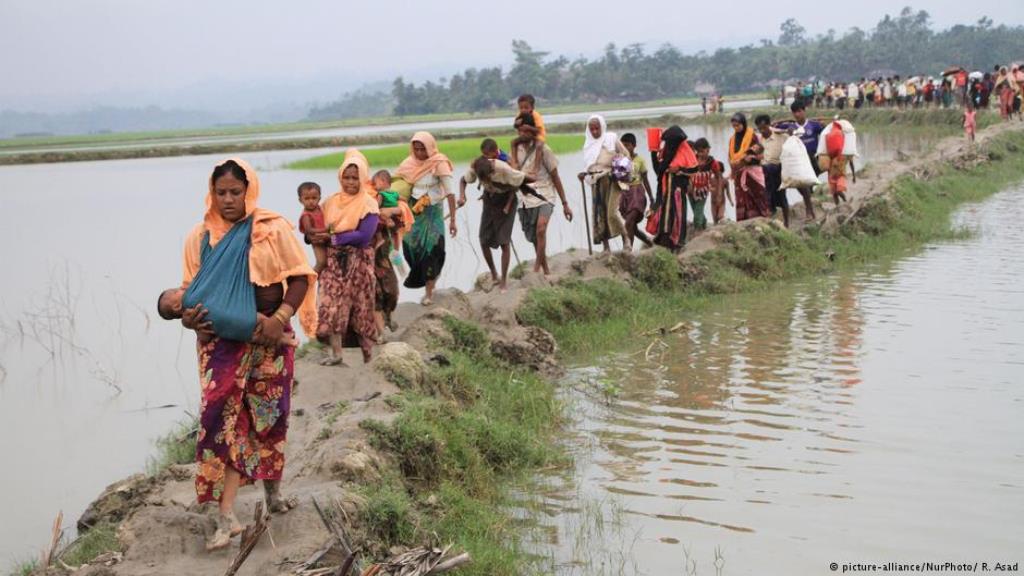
[510,113,573,276]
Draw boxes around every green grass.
[60,523,119,566]
[286,133,584,171]
[357,319,565,574]
[146,415,198,476]
[6,558,37,576]
[520,130,1024,356]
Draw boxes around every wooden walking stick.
[579,180,593,255]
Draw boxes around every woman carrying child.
[728,113,771,221]
[578,115,629,251]
[317,150,381,366]
[370,168,410,337]
[177,158,316,550]
[396,132,457,306]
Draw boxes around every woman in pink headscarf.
[395,132,457,305]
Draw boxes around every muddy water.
[537,189,1024,574]
[0,125,933,564]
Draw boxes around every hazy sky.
[2,0,1023,113]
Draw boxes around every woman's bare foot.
[206,512,242,551]
[319,355,346,367]
[264,481,298,515]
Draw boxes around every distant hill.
[305,81,395,121]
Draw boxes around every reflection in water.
[535,190,1024,574]
[0,125,941,563]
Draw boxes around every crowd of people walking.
[782,64,1024,121]
[157,61,1017,548]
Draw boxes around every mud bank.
[36,119,1024,576]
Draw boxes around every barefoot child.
[618,133,654,248]
[158,287,298,346]
[518,94,546,141]
[371,170,412,259]
[370,170,412,336]
[510,94,546,166]
[963,101,977,143]
[297,182,327,274]
[689,138,725,231]
[826,155,849,205]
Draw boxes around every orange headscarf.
[321,149,380,234]
[395,132,453,184]
[182,158,318,337]
[728,127,756,166]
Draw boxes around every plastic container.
[646,127,662,151]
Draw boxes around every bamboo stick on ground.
[426,552,472,574]
[224,502,269,576]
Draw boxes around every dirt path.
[68,119,1023,576]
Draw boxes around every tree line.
[307,7,1024,120]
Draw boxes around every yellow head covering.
[395,132,453,184]
[183,157,318,337]
[321,149,380,234]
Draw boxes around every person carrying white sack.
[776,100,825,220]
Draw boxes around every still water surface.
[0,124,935,564]
[537,189,1024,574]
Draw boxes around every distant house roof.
[694,81,716,94]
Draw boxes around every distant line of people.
[780,63,1024,119]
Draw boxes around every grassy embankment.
[355,315,565,574]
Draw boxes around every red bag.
[826,121,845,158]
[646,127,663,152]
[645,205,661,236]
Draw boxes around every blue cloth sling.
[182,217,257,342]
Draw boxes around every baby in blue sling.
[158,217,297,346]
[157,288,297,346]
